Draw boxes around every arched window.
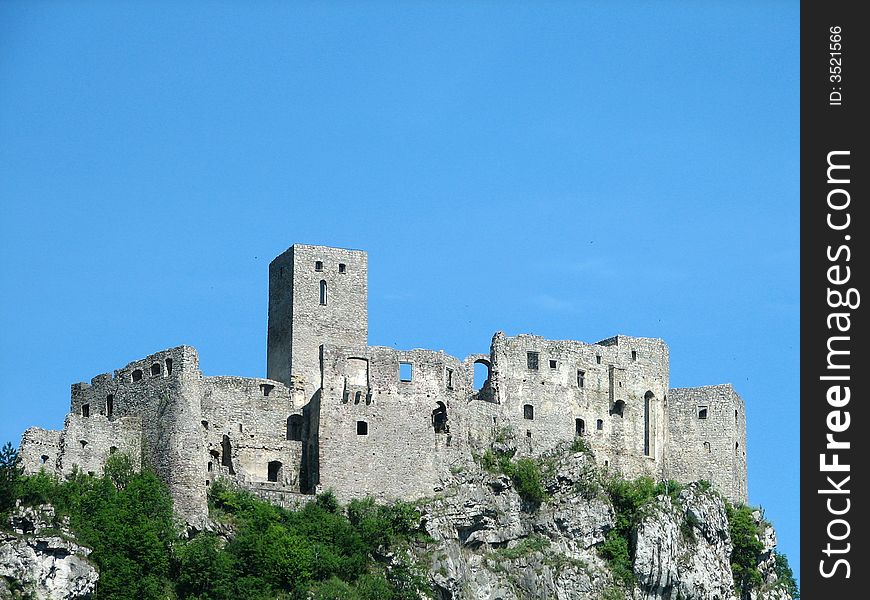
[354,391,361,405]
[319,280,328,305]
[267,461,282,482]
[523,404,534,420]
[575,418,585,436]
[432,401,448,433]
[150,363,161,376]
[611,400,625,417]
[596,419,604,431]
[132,369,143,382]
[703,441,711,453]
[287,415,303,441]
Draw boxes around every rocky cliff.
[0,503,98,600]
[0,448,793,600]
[412,447,792,600]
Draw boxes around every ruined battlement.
[19,244,749,524]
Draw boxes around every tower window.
[631,350,637,361]
[596,419,604,430]
[549,359,557,369]
[357,421,368,435]
[527,352,539,370]
[575,418,585,436]
[106,395,114,417]
[315,260,323,272]
[150,363,161,376]
[81,404,90,418]
[166,358,173,375]
[446,368,454,389]
[41,455,49,464]
[523,404,534,420]
[595,355,601,364]
[319,280,328,305]
[577,370,585,388]
[132,369,143,382]
[338,263,347,274]
[260,383,275,397]
[399,362,413,382]
[698,406,708,420]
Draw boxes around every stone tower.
[267,244,368,402]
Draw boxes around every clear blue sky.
[0,0,799,583]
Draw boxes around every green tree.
[726,503,764,595]
[0,442,22,515]
[174,533,237,600]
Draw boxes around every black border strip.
[801,2,867,596]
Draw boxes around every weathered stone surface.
[633,484,735,600]
[416,451,613,600]
[0,504,98,600]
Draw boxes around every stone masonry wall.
[19,428,62,475]
[268,244,368,403]
[664,385,747,504]
[490,333,669,481]
[201,376,305,492]
[317,344,468,502]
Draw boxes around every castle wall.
[664,385,747,504]
[58,415,142,477]
[317,345,468,502]
[16,244,751,524]
[490,333,669,480]
[201,376,305,492]
[268,244,368,401]
[19,428,62,475]
[65,346,208,525]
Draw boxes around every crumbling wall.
[490,333,669,480]
[201,376,304,492]
[316,345,468,502]
[18,428,63,475]
[664,384,747,504]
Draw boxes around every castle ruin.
[19,244,748,525]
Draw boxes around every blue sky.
[0,0,799,583]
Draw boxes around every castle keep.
[19,244,748,525]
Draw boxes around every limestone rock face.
[632,485,734,600]
[0,504,98,600]
[419,451,615,600]
[414,452,792,600]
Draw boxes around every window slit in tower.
[319,280,328,305]
[106,395,114,417]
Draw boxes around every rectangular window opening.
[577,370,585,388]
[338,263,347,274]
[631,350,638,361]
[357,420,368,435]
[81,404,90,418]
[315,260,323,272]
[399,362,413,382]
[446,368,453,389]
[698,406,708,420]
[548,359,557,369]
[527,351,539,370]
